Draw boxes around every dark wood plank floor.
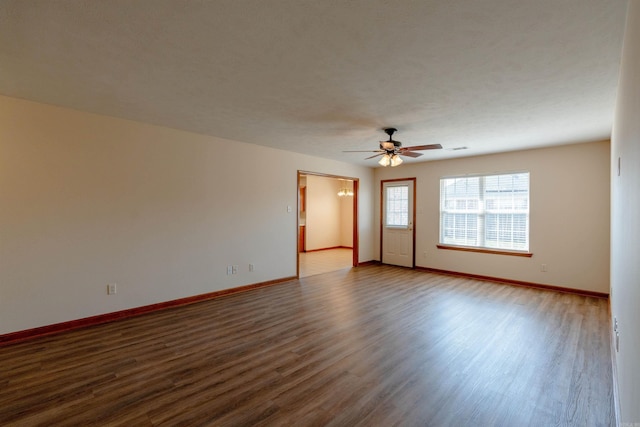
[0,265,614,426]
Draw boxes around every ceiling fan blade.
[401,144,443,151]
[343,150,384,153]
[365,153,385,160]
[401,151,424,158]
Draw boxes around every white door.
[382,180,415,267]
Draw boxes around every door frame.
[380,177,417,268]
[297,170,359,278]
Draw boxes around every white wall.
[374,141,610,294]
[0,95,375,335]
[611,0,640,423]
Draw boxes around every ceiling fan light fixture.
[390,154,403,167]
[378,154,391,167]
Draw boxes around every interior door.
[382,179,415,267]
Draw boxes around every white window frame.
[439,172,530,254]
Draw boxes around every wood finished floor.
[299,248,353,278]
[0,265,614,426]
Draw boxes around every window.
[440,172,529,251]
[385,185,409,227]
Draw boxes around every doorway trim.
[380,177,417,268]
[297,170,359,278]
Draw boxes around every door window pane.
[386,185,409,227]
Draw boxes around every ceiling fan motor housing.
[381,128,402,152]
[380,141,401,152]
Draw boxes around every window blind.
[440,172,529,251]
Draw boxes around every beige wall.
[374,141,610,294]
[0,95,375,335]
[611,0,640,423]
[304,176,354,250]
[339,181,354,247]
[305,175,341,250]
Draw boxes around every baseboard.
[0,276,297,347]
[305,246,352,253]
[415,266,609,298]
[5,266,605,346]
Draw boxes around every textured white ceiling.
[0,0,628,166]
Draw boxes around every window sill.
[436,244,533,258]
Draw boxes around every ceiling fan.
[344,128,442,167]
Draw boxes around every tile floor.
[299,248,353,278]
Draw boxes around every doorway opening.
[297,171,359,278]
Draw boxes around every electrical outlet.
[107,283,117,295]
[423,251,427,258]
[616,331,620,352]
[232,265,239,274]
[614,317,618,332]
[227,265,233,275]
[541,264,547,272]
[249,263,254,272]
